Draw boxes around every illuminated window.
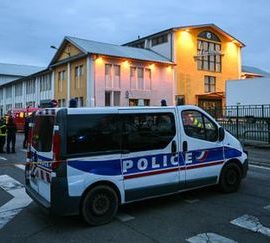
[197,31,222,72]
[105,91,120,106]
[204,76,216,93]
[114,65,120,89]
[130,67,151,91]
[105,64,112,88]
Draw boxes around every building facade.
[0,63,45,115]
[49,36,174,107]
[0,69,52,115]
[124,24,245,109]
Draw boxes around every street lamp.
[50,45,70,57]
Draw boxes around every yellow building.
[125,24,245,109]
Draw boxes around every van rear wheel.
[81,185,118,226]
[219,163,241,193]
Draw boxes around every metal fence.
[204,105,270,144]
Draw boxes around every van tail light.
[52,132,61,170]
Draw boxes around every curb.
[249,160,270,168]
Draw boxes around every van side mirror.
[218,127,225,141]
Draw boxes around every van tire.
[81,185,118,226]
[219,163,241,193]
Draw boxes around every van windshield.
[32,116,55,152]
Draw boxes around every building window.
[105,91,121,106]
[196,31,222,72]
[176,95,185,105]
[58,70,65,92]
[57,99,66,107]
[144,68,151,90]
[26,79,35,94]
[114,65,120,89]
[105,64,112,88]
[132,41,145,48]
[151,34,168,47]
[130,67,137,89]
[0,89,3,100]
[74,97,84,107]
[75,65,83,77]
[204,76,216,93]
[26,101,35,107]
[75,65,83,89]
[6,104,12,112]
[129,99,150,106]
[6,86,12,98]
[15,83,23,96]
[40,75,51,91]
[105,64,121,89]
[15,103,22,108]
[130,67,151,91]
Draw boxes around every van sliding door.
[120,109,179,202]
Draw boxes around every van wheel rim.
[92,194,110,215]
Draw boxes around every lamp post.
[50,45,70,57]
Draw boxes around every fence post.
[262,105,264,119]
[236,104,239,139]
[268,120,270,144]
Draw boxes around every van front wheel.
[219,163,241,193]
[81,185,118,226]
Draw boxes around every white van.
[25,106,248,225]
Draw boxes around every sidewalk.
[244,144,270,168]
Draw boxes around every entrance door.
[179,108,224,188]
[198,99,222,118]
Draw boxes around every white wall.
[226,78,270,105]
[0,72,53,114]
[149,33,173,60]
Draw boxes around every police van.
[25,106,248,225]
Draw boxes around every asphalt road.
[0,134,269,243]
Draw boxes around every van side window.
[67,114,121,154]
[181,110,218,142]
[122,113,175,152]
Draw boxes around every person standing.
[23,115,30,149]
[0,117,7,153]
[6,116,17,153]
[160,99,167,106]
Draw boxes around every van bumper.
[25,177,81,216]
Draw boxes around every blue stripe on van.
[66,147,242,177]
[224,146,242,159]
[68,159,122,176]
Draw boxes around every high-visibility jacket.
[193,117,203,128]
[0,124,7,137]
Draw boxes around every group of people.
[0,116,17,153]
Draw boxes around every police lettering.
[123,155,178,173]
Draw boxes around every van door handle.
[171,140,177,156]
[183,141,188,152]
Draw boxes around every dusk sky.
[0,0,269,72]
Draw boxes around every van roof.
[36,105,201,115]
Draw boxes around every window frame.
[197,39,222,72]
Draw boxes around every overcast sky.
[0,0,269,72]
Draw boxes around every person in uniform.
[0,117,7,153]
[6,116,17,153]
